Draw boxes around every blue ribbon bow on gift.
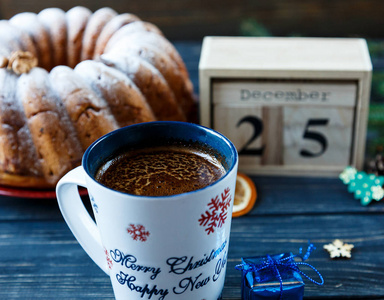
[235,242,324,300]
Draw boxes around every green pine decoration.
[340,167,384,205]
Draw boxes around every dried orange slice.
[232,172,257,217]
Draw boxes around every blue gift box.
[239,253,305,300]
[236,243,324,300]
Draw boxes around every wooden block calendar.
[199,37,372,176]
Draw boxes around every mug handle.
[56,166,109,275]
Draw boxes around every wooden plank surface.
[0,175,382,221]
[1,209,384,299]
[0,0,384,40]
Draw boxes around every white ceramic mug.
[56,121,238,300]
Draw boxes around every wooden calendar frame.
[199,37,372,177]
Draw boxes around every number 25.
[237,116,329,158]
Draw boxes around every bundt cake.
[0,6,196,189]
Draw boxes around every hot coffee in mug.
[56,121,238,300]
[96,143,226,196]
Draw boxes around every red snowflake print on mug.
[199,187,232,235]
[104,247,113,269]
[127,224,150,242]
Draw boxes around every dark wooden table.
[0,42,384,299]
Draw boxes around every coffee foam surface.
[96,146,226,196]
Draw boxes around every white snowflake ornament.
[323,239,354,259]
